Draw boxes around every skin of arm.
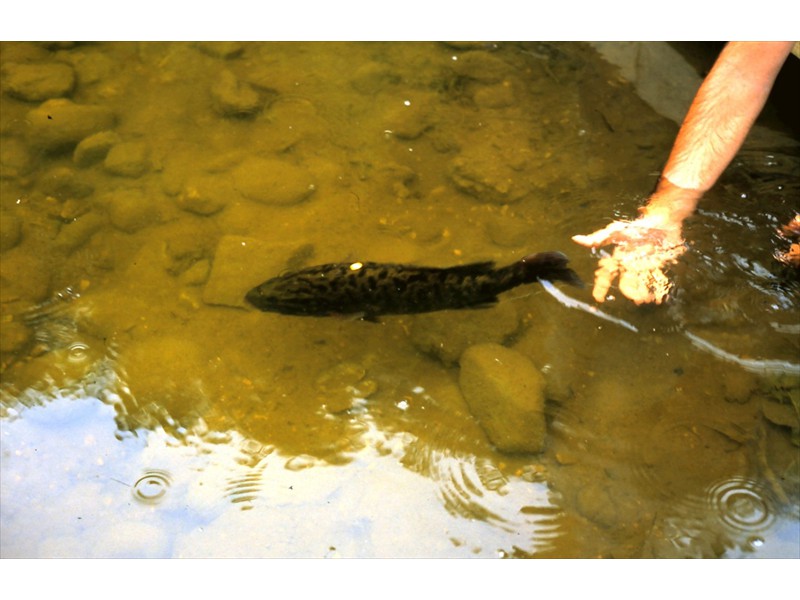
[573,41,794,304]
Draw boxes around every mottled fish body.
[245,251,582,319]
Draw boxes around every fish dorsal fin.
[440,261,496,275]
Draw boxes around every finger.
[572,221,633,248]
[591,255,619,303]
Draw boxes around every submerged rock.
[203,236,314,308]
[576,484,619,529]
[26,98,115,151]
[39,166,94,199]
[232,157,316,205]
[54,212,105,252]
[449,153,529,204]
[458,342,547,453]
[102,188,158,233]
[410,302,520,366]
[73,130,122,167]
[2,61,76,101]
[104,141,151,177]
[175,175,231,215]
[211,70,264,117]
[383,97,433,140]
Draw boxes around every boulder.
[459,343,547,453]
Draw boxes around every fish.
[245,251,583,319]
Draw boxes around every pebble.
[102,188,157,233]
[73,130,122,167]
[104,141,150,177]
[232,156,316,205]
[2,61,75,101]
[162,224,216,276]
[722,369,756,404]
[54,212,105,252]
[458,342,547,453]
[175,175,231,215]
[211,70,264,117]
[179,259,212,286]
[25,98,115,151]
[383,96,433,140]
[315,362,376,413]
[761,399,799,430]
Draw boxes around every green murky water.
[1,42,798,558]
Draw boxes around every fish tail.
[519,252,584,287]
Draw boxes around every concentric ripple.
[705,476,776,534]
[132,469,172,504]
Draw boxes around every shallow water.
[1,41,798,558]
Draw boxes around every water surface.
[1,41,798,558]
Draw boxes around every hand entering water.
[573,42,795,305]
[573,183,701,304]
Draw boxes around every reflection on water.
[1,41,798,558]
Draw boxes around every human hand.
[572,214,686,304]
[572,184,701,304]
[775,215,800,268]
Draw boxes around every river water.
[1,41,798,558]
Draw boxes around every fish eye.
[349,262,363,271]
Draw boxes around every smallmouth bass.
[245,251,583,319]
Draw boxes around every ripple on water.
[66,341,90,364]
[705,476,777,535]
[132,470,172,504]
[399,438,562,555]
[641,473,783,557]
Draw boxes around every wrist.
[640,177,703,226]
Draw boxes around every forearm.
[661,41,793,195]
